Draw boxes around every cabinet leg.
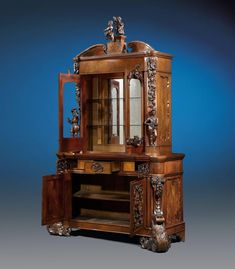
[140,175,171,252]
[140,222,170,253]
[47,222,71,236]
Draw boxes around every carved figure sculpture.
[67,108,80,137]
[113,16,125,35]
[104,20,114,41]
[145,110,157,146]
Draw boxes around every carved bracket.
[57,158,70,174]
[140,175,170,252]
[73,61,80,74]
[138,163,150,178]
[47,222,71,236]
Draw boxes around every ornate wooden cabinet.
[42,17,185,252]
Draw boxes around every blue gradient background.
[1,0,235,268]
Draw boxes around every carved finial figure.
[104,20,114,41]
[145,110,157,146]
[113,16,125,35]
[67,108,80,137]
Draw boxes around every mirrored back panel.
[129,78,142,138]
[88,75,125,152]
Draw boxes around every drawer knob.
[91,162,104,173]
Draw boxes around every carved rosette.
[133,184,144,229]
[140,175,170,252]
[57,158,70,174]
[145,57,158,146]
[47,222,71,236]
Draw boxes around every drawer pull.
[91,162,104,173]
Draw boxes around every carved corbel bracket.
[57,157,70,174]
[137,163,150,178]
[140,175,171,252]
[47,222,71,236]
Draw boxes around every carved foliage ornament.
[127,65,143,84]
[133,183,144,229]
[151,176,165,219]
[138,163,150,178]
[126,136,143,147]
[73,61,79,74]
[57,158,69,174]
[145,57,158,146]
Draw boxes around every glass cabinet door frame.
[58,73,83,152]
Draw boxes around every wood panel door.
[42,173,72,225]
[130,178,146,235]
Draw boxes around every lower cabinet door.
[130,178,146,235]
[42,173,71,225]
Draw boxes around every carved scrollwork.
[91,162,104,173]
[138,163,150,178]
[126,136,143,147]
[133,183,144,229]
[57,158,70,174]
[127,65,143,84]
[47,222,71,236]
[145,57,158,146]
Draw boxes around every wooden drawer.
[84,161,120,174]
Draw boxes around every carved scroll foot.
[47,222,71,236]
[140,224,171,253]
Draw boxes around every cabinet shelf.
[73,190,130,202]
[71,216,130,232]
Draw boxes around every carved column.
[140,175,170,252]
[145,57,158,146]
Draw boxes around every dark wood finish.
[42,174,64,225]
[42,18,185,252]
